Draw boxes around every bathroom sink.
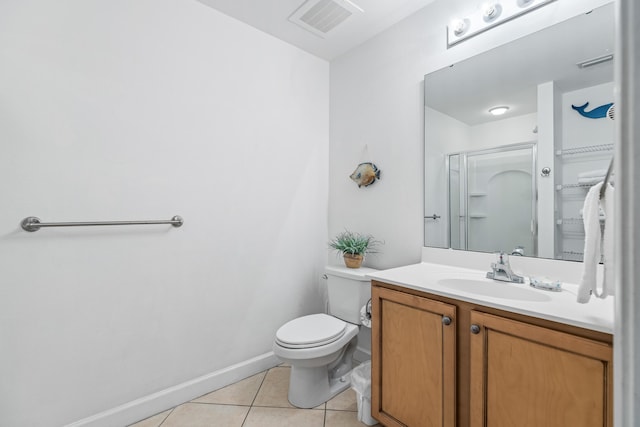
[437,278,552,302]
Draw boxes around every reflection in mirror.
[424,4,614,261]
[449,144,536,256]
[448,153,462,250]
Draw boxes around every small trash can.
[350,361,377,426]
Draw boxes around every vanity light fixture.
[489,106,510,116]
[447,0,556,47]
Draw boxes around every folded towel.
[577,182,614,303]
[578,169,608,179]
[579,207,606,220]
[577,183,601,303]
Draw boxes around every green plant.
[329,230,380,257]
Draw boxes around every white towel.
[577,182,614,303]
[579,207,606,220]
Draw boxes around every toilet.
[273,265,378,408]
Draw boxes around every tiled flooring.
[129,365,380,427]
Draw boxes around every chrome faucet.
[511,246,525,256]
[486,252,524,283]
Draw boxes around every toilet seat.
[275,314,347,349]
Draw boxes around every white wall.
[0,1,329,426]
[330,0,613,269]
[424,107,470,248]
[537,81,561,258]
[470,113,538,149]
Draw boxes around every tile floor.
[129,365,380,427]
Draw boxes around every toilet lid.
[276,313,347,349]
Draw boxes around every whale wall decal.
[571,102,614,119]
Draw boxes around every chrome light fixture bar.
[447,0,556,47]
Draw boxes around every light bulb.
[483,2,501,21]
[451,19,468,36]
[489,106,509,116]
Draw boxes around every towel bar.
[21,215,183,232]
[599,158,614,199]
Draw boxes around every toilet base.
[287,337,357,408]
[288,366,352,408]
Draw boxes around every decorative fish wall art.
[350,162,381,188]
[572,102,614,120]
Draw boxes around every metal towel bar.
[556,143,614,156]
[21,215,183,232]
[599,158,614,200]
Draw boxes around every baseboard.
[353,346,371,364]
[65,352,280,427]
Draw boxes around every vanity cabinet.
[371,281,613,427]
[469,311,612,427]
[371,285,456,427]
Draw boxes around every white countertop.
[367,262,614,334]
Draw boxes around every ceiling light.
[451,19,468,36]
[489,106,509,116]
[483,3,502,21]
[518,0,535,7]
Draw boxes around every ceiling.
[196,0,436,60]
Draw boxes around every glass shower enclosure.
[448,143,537,256]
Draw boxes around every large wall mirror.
[424,3,614,261]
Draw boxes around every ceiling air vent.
[289,0,363,38]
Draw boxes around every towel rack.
[556,183,594,190]
[599,158,614,199]
[556,143,613,156]
[21,215,184,232]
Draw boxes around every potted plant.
[329,230,380,268]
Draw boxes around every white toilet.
[273,265,378,408]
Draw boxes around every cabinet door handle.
[470,324,481,334]
[442,316,452,326]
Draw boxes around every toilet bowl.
[272,265,378,408]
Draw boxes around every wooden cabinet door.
[469,311,613,427]
[372,285,456,427]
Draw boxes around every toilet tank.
[325,265,378,324]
